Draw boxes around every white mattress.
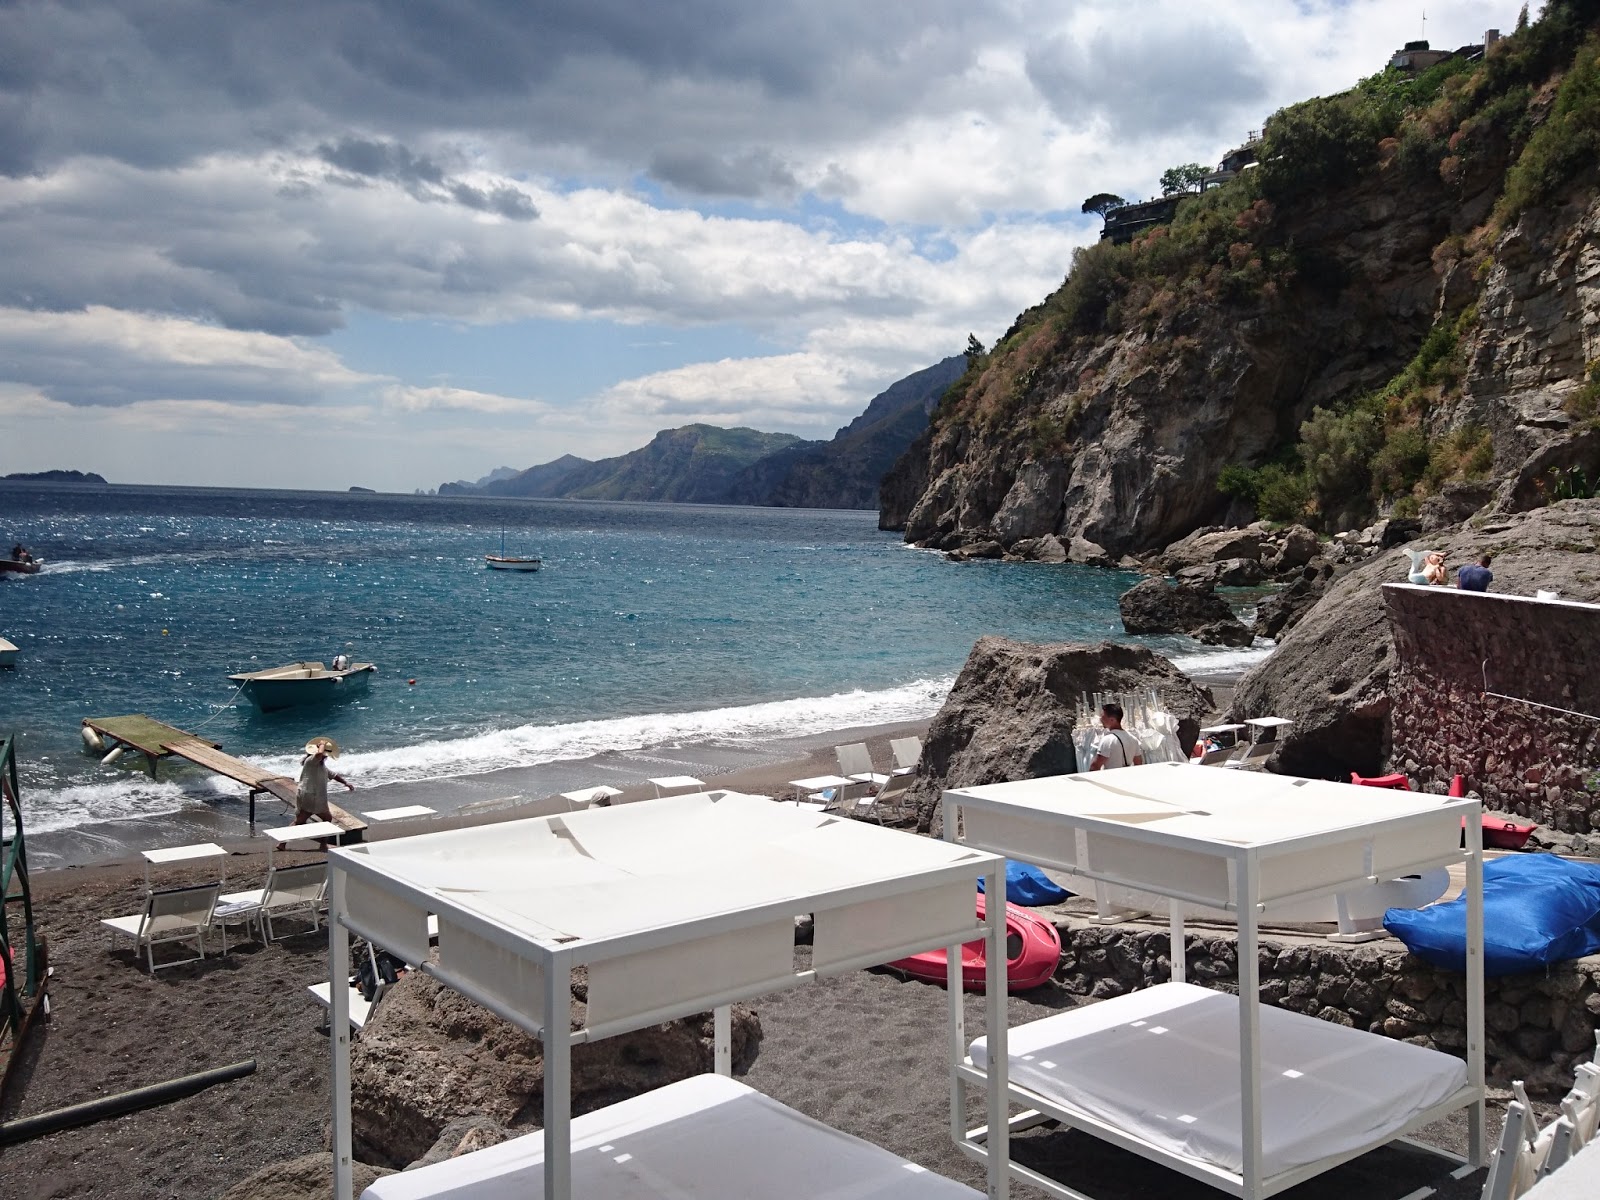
[362,1073,981,1199]
[969,982,1468,1179]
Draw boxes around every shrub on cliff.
[1497,34,1600,221]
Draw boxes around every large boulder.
[1228,499,1600,778]
[217,1154,393,1200]
[905,637,1214,831]
[1118,578,1253,646]
[350,970,762,1167]
[1159,526,1264,572]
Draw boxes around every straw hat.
[304,735,340,758]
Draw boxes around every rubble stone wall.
[1058,922,1600,1094]
[1383,584,1600,832]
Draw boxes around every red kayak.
[885,894,1061,992]
[1352,773,1536,850]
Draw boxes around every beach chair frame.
[102,882,221,974]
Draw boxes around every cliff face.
[551,426,805,504]
[883,12,1600,559]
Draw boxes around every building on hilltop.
[1098,195,1185,245]
[1201,131,1262,192]
[1388,29,1498,74]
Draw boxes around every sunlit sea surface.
[0,483,1268,838]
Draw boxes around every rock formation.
[1226,498,1600,779]
[881,15,1600,562]
[1117,578,1253,646]
[350,969,761,1166]
[903,637,1213,831]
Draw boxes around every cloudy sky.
[0,1,1517,491]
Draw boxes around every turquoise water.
[0,483,1265,836]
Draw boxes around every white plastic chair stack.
[1482,1061,1600,1200]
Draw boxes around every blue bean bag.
[1383,854,1600,976]
[976,859,1071,906]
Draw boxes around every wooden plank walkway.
[83,715,366,837]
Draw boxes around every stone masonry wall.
[1384,584,1600,832]
[1058,922,1600,1094]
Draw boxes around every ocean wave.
[261,676,957,787]
[1168,640,1275,678]
[29,678,956,827]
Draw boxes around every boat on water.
[0,637,16,668]
[0,558,42,576]
[227,660,376,712]
[886,893,1061,993]
[485,530,541,571]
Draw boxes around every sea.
[0,483,1271,866]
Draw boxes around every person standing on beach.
[1457,553,1494,592]
[295,735,353,824]
[1088,703,1143,771]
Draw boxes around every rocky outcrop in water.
[903,637,1213,832]
[1117,578,1252,646]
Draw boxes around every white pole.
[1169,900,1186,983]
[984,864,1009,1200]
[1237,853,1263,1199]
[944,799,967,1151]
[1466,807,1487,1165]
[713,1004,732,1075]
[543,954,573,1200]
[329,870,354,1200]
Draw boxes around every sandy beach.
[2,713,1526,1200]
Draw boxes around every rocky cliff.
[883,5,1600,560]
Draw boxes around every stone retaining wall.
[1384,584,1600,833]
[1057,922,1600,1094]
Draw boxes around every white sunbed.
[970,981,1468,1180]
[889,736,923,776]
[835,742,890,792]
[216,861,329,943]
[101,882,221,973]
[363,1073,981,1200]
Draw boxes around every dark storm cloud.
[647,146,798,198]
[1025,21,1268,137]
[318,137,446,185]
[0,0,989,182]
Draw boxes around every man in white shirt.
[1088,703,1143,771]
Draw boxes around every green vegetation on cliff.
[912,0,1600,542]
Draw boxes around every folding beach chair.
[835,743,889,797]
[888,736,922,776]
[851,771,916,825]
[101,882,221,974]
[216,862,329,944]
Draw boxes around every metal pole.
[329,870,354,1200]
[944,798,967,1150]
[543,953,573,1200]
[984,863,1009,1200]
[1466,808,1487,1166]
[713,1005,732,1075]
[1169,900,1185,984]
[1237,852,1263,1200]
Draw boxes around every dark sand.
[7,703,1525,1200]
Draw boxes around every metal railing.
[1,734,41,1044]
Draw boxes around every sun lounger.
[851,771,916,824]
[216,862,328,943]
[101,882,221,973]
[835,742,889,794]
[888,736,922,776]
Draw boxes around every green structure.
[1,734,44,1094]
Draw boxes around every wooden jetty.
[81,715,367,838]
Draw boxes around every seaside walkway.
[82,715,366,838]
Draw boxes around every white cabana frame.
[326,790,1014,1200]
[942,762,1486,1200]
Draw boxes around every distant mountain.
[541,427,805,503]
[4,469,108,484]
[727,356,965,509]
[439,465,533,497]
[437,355,964,508]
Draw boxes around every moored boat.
[227,660,376,712]
[485,554,542,571]
[885,893,1061,992]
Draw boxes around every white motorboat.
[0,637,16,668]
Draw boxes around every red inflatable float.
[1350,772,1535,850]
[885,893,1061,993]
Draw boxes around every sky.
[0,1,1521,492]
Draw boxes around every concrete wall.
[1383,584,1600,832]
[1057,920,1600,1094]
